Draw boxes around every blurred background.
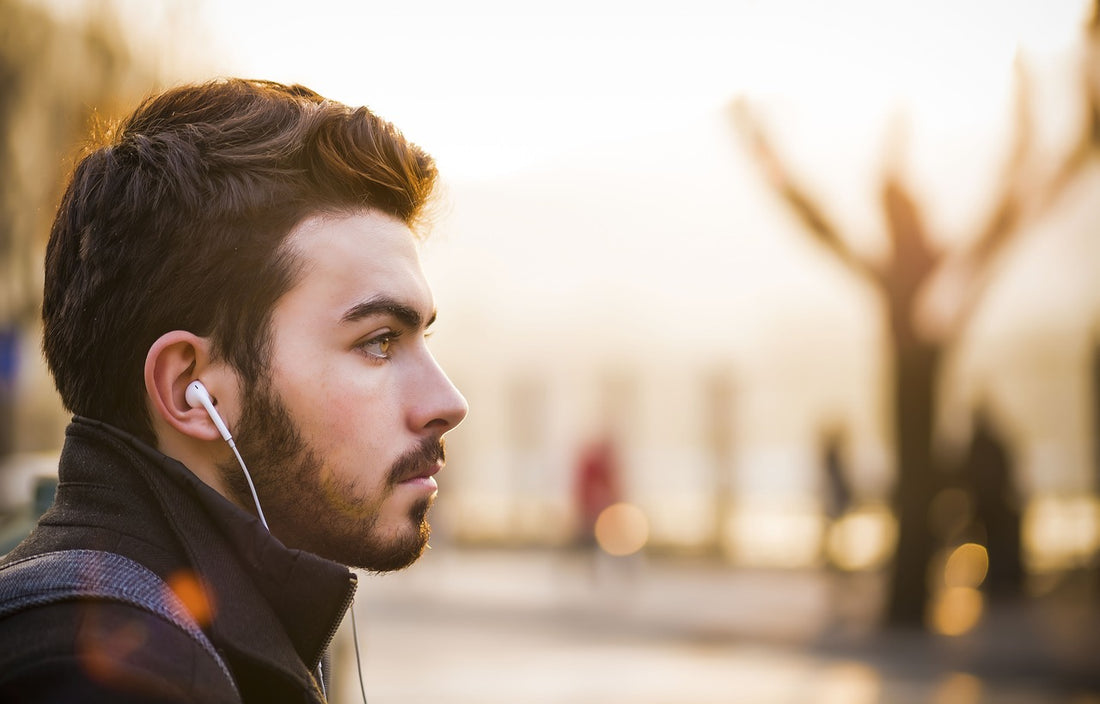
[2,0,1100,702]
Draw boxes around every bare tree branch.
[729,98,880,284]
[880,172,939,298]
[968,53,1032,267]
[915,52,1038,342]
[1038,25,1100,210]
[949,44,1096,339]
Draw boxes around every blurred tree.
[0,0,159,455]
[732,5,1100,628]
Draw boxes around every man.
[0,78,468,702]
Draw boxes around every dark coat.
[0,417,356,703]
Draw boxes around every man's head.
[42,79,468,569]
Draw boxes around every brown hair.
[43,78,438,444]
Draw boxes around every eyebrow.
[339,295,437,330]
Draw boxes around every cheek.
[324,394,371,440]
[290,363,401,454]
[268,356,342,441]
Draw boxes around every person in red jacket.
[574,436,623,546]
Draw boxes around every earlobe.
[144,331,226,443]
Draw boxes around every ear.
[144,331,233,443]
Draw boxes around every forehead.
[279,211,431,319]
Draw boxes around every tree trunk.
[885,336,942,627]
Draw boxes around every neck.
[155,429,238,507]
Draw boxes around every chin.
[356,498,433,573]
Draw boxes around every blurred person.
[573,435,622,547]
[821,426,852,525]
[963,407,1023,598]
[0,78,467,703]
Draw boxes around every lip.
[398,459,444,486]
[399,475,438,491]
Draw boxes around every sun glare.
[190,0,1089,184]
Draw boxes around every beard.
[217,376,443,572]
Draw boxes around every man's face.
[221,211,468,571]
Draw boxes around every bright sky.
[185,0,1089,183]
[177,0,1095,357]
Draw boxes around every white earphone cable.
[350,599,368,704]
[226,439,269,531]
[225,434,367,703]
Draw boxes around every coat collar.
[65,417,356,691]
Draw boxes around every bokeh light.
[1022,494,1100,571]
[825,504,897,571]
[930,586,985,637]
[726,500,825,568]
[816,662,882,704]
[943,543,990,589]
[166,569,214,627]
[594,502,649,556]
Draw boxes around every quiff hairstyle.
[42,78,438,445]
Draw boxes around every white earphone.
[185,379,356,701]
[185,380,233,444]
[185,380,269,530]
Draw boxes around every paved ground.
[330,546,1100,704]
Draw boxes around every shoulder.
[0,599,239,703]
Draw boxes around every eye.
[357,332,398,360]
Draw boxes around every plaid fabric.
[0,549,238,698]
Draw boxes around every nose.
[410,350,468,435]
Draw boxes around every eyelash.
[357,331,400,360]
[355,328,435,362]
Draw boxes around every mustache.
[387,437,446,485]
